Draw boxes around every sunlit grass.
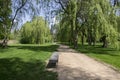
[75,44,120,70]
[0,44,59,80]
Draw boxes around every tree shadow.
[0,58,58,80]
[75,44,120,57]
[58,65,102,80]
[7,44,59,52]
[0,47,12,53]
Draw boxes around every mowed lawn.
[75,44,120,70]
[0,44,59,80]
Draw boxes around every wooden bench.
[47,52,59,68]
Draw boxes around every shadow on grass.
[74,44,120,57]
[0,47,12,53]
[0,58,57,80]
[5,44,59,52]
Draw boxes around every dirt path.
[57,45,120,80]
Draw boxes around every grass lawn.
[75,44,120,70]
[0,44,59,80]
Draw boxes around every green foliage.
[117,16,120,43]
[56,0,120,49]
[20,16,52,44]
[56,0,78,47]
[88,0,119,48]
[56,15,71,42]
[0,0,12,39]
[117,16,120,33]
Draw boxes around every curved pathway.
[57,45,120,80]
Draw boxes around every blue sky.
[11,0,59,29]
[12,0,119,30]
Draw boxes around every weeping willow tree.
[88,0,119,48]
[55,0,79,48]
[20,16,52,44]
[55,0,119,49]
[56,14,71,42]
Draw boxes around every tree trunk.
[102,36,108,48]
[73,31,78,49]
[87,28,92,46]
[92,37,96,46]
[88,35,92,46]
[81,35,84,46]
[73,19,78,49]
[70,20,74,46]
[81,30,85,46]
[1,37,8,48]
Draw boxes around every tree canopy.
[20,16,52,44]
[0,0,120,49]
[0,0,12,39]
[54,0,120,49]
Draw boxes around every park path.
[57,45,120,80]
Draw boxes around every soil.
[57,45,120,80]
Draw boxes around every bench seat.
[47,52,59,68]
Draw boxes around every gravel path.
[57,45,120,80]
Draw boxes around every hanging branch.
[1,0,28,48]
[10,0,28,31]
[54,0,68,14]
[114,0,118,6]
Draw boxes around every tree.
[20,16,52,44]
[55,0,79,48]
[0,0,42,47]
[55,0,119,49]
[0,0,12,47]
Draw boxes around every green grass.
[0,44,59,80]
[73,44,120,70]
